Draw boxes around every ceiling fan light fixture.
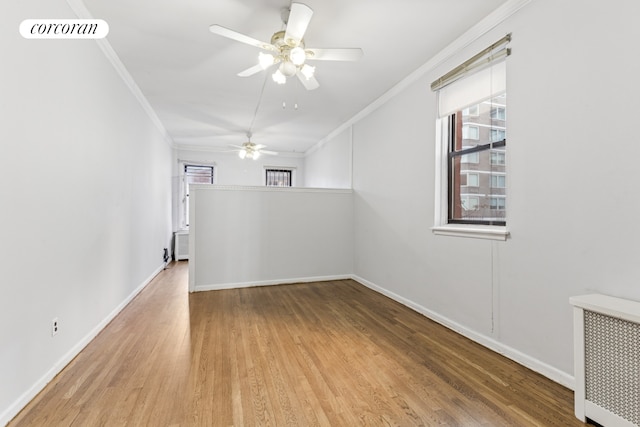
[252,150,261,160]
[238,149,247,159]
[289,46,306,65]
[258,52,275,69]
[272,69,287,84]
[279,60,297,77]
[210,4,364,91]
[300,64,315,80]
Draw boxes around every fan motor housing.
[270,30,304,49]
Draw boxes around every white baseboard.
[0,264,165,427]
[350,274,575,390]
[195,273,575,389]
[194,274,352,292]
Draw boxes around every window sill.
[431,225,509,241]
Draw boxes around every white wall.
[175,148,305,187]
[0,1,173,424]
[172,149,306,231]
[304,128,352,188]
[346,0,640,388]
[189,186,353,291]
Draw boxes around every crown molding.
[65,0,176,149]
[305,0,531,157]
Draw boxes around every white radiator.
[174,230,189,260]
[571,294,640,427]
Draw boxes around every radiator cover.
[572,294,640,427]
[174,230,189,260]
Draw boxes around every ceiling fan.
[229,133,278,160]
[209,2,363,90]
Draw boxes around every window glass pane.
[490,197,506,210]
[462,125,479,140]
[448,93,507,225]
[461,196,479,211]
[490,175,506,188]
[461,146,479,164]
[491,106,506,120]
[491,151,506,165]
[490,129,506,142]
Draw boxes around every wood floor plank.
[9,262,590,426]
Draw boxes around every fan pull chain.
[282,100,299,110]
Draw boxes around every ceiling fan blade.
[237,63,265,77]
[297,71,319,90]
[209,24,276,51]
[306,48,364,61]
[284,3,313,45]
[228,144,245,149]
[253,144,267,150]
[260,150,278,156]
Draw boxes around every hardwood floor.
[9,262,588,426]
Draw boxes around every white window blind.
[438,61,506,117]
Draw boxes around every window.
[185,165,214,185]
[265,169,292,187]
[463,173,479,187]
[490,197,506,210]
[446,104,507,225]
[490,174,506,188]
[491,151,506,165]
[463,104,479,116]
[491,106,506,120]
[461,147,479,164]
[431,34,511,236]
[462,125,479,140]
[461,195,479,211]
[182,164,214,227]
[490,128,506,142]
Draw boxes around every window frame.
[490,174,506,189]
[264,167,294,187]
[491,106,507,120]
[490,150,506,165]
[433,115,509,241]
[180,163,215,229]
[490,196,506,210]
[463,172,480,187]
[490,128,506,142]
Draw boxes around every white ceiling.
[82,0,508,154]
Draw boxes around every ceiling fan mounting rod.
[281,6,290,25]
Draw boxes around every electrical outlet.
[52,318,59,337]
